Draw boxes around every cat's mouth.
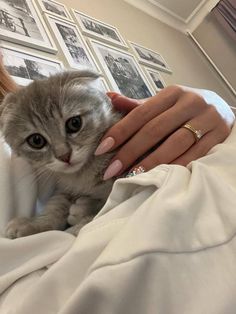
[46,159,84,174]
[57,160,85,174]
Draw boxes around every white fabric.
[0,90,236,314]
[0,139,37,235]
[0,138,56,236]
[180,85,235,125]
[0,122,236,313]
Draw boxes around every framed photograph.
[144,67,166,92]
[37,0,72,21]
[100,77,110,92]
[0,44,64,86]
[89,39,155,99]
[0,0,57,53]
[129,42,172,73]
[71,10,128,50]
[45,14,100,71]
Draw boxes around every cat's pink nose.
[58,152,71,164]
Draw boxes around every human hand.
[95,85,234,180]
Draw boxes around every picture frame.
[144,67,166,92]
[88,39,155,99]
[100,77,110,92]
[71,10,128,50]
[0,44,64,86]
[36,0,73,22]
[129,42,172,74]
[0,0,57,53]
[44,14,100,72]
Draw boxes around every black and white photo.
[144,67,166,92]
[0,0,57,53]
[45,14,100,71]
[130,42,172,73]
[71,10,128,49]
[89,40,154,99]
[1,45,63,86]
[37,0,72,21]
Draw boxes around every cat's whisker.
[14,172,34,186]
[36,172,54,190]
[14,166,51,187]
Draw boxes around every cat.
[0,70,121,238]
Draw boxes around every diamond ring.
[182,123,203,143]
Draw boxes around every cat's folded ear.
[59,70,101,86]
[57,70,106,93]
[0,92,16,124]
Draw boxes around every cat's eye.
[27,134,47,150]
[66,116,82,134]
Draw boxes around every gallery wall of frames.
[0,0,172,98]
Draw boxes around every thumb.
[106,92,142,113]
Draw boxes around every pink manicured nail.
[103,160,123,180]
[95,137,115,156]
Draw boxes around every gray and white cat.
[0,70,121,238]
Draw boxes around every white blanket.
[1,122,236,313]
[0,89,236,314]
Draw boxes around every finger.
[107,92,141,113]
[127,108,218,173]
[127,132,218,176]
[104,94,212,178]
[106,92,120,100]
[171,125,230,166]
[96,86,184,156]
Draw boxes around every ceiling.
[124,0,220,32]
[148,0,206,22]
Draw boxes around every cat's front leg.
[66,215,94,236]
[67,197,105,226]
[5,194,72,239]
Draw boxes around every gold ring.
[182,123,203,142]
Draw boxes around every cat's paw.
[66,216,93,236]
[67,205,82,226]
[67,199,89,226]
[5,217,39,239]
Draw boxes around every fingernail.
[103,160,123,180]
[95,137,115,156]
[106,92,120,101]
